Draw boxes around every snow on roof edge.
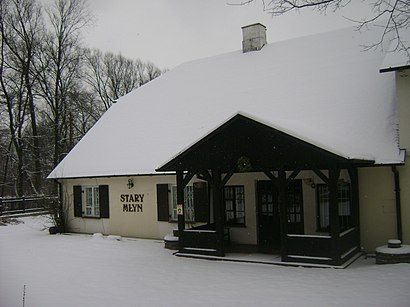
[156,111,379,171]
[47,170,175,180]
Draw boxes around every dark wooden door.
[257,180,304,248]
[286,180,304,234]
[257,181,281,247]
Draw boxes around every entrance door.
[286,180,304,234]
[257,180,304,248]
[257,181,281,247]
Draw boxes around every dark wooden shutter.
[156,184,169,221]
[193,182,209,223]
[99,185,110,218]
[73,185,82,217]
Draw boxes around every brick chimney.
[242,23,267,53]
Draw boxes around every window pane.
[296,214,301,223]
[237,200,244,212]
[317,183,352,231]
[224,186,245,225]
[225,187,233,199]
[84,186,100,217]
[226,211,234,221]
[318,185,330,229]
[226,200,233,211]
[171,186,177,220]
[235,187,244,199]
[184,186,194,222]
[86,187,92,207]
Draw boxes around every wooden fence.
[0,195,58,217]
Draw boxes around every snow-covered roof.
[48,26,403,179]
[380,29,410,72]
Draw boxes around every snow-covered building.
[48,24,410,266]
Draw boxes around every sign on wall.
[177,204,183,215]
[121,194,145,212]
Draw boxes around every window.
[224,186,245,226]
[84,186,100,217]
[73,185,109,218]
[317,183,352,232]
[156,182,209,223]
[170,185,194,222]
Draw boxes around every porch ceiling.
[157,114,374,172]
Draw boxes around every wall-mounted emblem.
[237,156,252,172]
[177,204,183,215]
[127,179,134,189]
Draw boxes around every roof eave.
[379,64,410,73]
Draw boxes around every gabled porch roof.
[157,113,375,173]
[165,113,364,266]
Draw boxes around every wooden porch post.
[329,166,341,264]
[212,168,225,257]
[349,166,361,248]
[278,167,289,262]
[176,170,185,250]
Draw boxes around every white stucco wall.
[61,171,341,245]
[62,175,180,240]
[60,165,408,253]
[358,167,397,252]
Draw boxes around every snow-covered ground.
[1,216,409,307]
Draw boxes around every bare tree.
[145,61,163,82]
[0,0,44,196]
[0,0,164,197]
[35,0,92,167]
[235,0,410,58]
[85,49,164,111]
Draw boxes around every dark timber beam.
[176,170,196,250]
[329,166,341,264]
[278,167,289,262]
[221,169,235,186]
[176,170,186,250]
[181,170,196,187]
[392,166,403,242]
[263,170,278,183]
[312,166,330,184]
[197,169,212,183]
[348,166,361,248]
[212,168,225,256]
[287,167,302,183]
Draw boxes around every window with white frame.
[317,183,352,232]
[170,185,194,222]
[224,186,245,226]
[84,186,100,217]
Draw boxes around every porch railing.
[285,227,359,265]
[179,223,229,256]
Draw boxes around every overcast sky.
[83,1,372,69]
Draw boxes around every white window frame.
[317,183,351,232]
[83,186,100,217]
[224,185,245,226]
[170,185,194,222]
